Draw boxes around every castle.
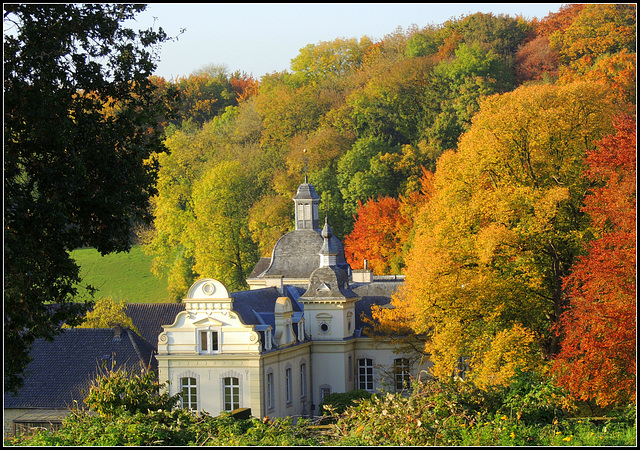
[4,178,428,434]
[155,178,426,418]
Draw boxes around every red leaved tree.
[552,114,636,407]
[344,169,433,275]
[344,196,409,275]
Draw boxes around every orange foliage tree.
[344,168,433,275]
[344,196,408,275]
[552,114,636,407]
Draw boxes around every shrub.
[319,389,374,417]
[83,367,181,418]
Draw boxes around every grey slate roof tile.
[4,328,155,409]
[125,303,186,350]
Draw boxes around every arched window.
[266,372,274,411]
[300,363,307,398]
[180,377,197,411]
[223,377,240,411]
[285,368,293,404]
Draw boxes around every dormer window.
[199,329,219,354]
[265,328,272,350]
[298,320,305,342]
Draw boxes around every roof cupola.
[293,176,320,230]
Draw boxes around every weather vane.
[303,148,308,183]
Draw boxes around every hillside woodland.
[5,4,636,446]
[137,4,636,410]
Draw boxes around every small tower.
[299,217,358,341]
[293,176,320,231]
[319,216,339,268]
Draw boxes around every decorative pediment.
[192,316,225,327]
[187,278,230,300]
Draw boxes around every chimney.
[113,325,123,339]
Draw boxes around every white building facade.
[157,179,429,419]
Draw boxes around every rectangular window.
[394,358,411,391]
[285,368,292,404]
[358,358,374,392]
[200,330,219,353]
[320,386,331,402]
[200,331,208,351]
[300,363,307,398]
[348,356,353,380]
[180,377,197,411]
[223,377,240,411]
[266,372,274,410]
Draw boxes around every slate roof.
[4,328,156,409]
[352,281,402,335]
[230,287,303,328]
[301,266,358,300]
[247,257,272,279]
[257,229,350,280]
[125,303,186,350]
[293,181,320,200]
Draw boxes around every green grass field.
[70,246,168,303]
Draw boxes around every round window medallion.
[202,282,215,296]
[319,322,329,333]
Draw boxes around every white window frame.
[180,377,197,411]
[298,320,305,341]
[223,377,240,412]
[198,328,220,354]
[285,367,293,404]
[266,372,274,411]
[265,328,272,350]
[300,363,307,399]
[394,358,411,391]
[358,358,374,392]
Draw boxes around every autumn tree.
[344,196,409,275]
[549,4,636,83]
[377,82,622,387]
[187,160,261,291]
[74,297,140,335]
[552,114,636,408]
[144,100,267,298]
[4,4,170,392]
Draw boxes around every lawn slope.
[70,246,168,303]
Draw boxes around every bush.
[83,367,181,417]
[319,389,374,417]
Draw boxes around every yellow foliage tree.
[75,297,139,335]
[374,81,624,387]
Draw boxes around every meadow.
[70,246,168,303]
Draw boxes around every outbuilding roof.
[4,327,155,409]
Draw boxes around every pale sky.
[132,3,566,80]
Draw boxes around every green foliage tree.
[4,4,170,393]
[84,368,181,418]
[188,161,261,291]
[290,36,374,83]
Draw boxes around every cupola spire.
[293,177,320,230]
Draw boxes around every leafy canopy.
[4,4,170,393]
[552,114,636,408]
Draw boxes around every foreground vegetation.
[6,369,636,446]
